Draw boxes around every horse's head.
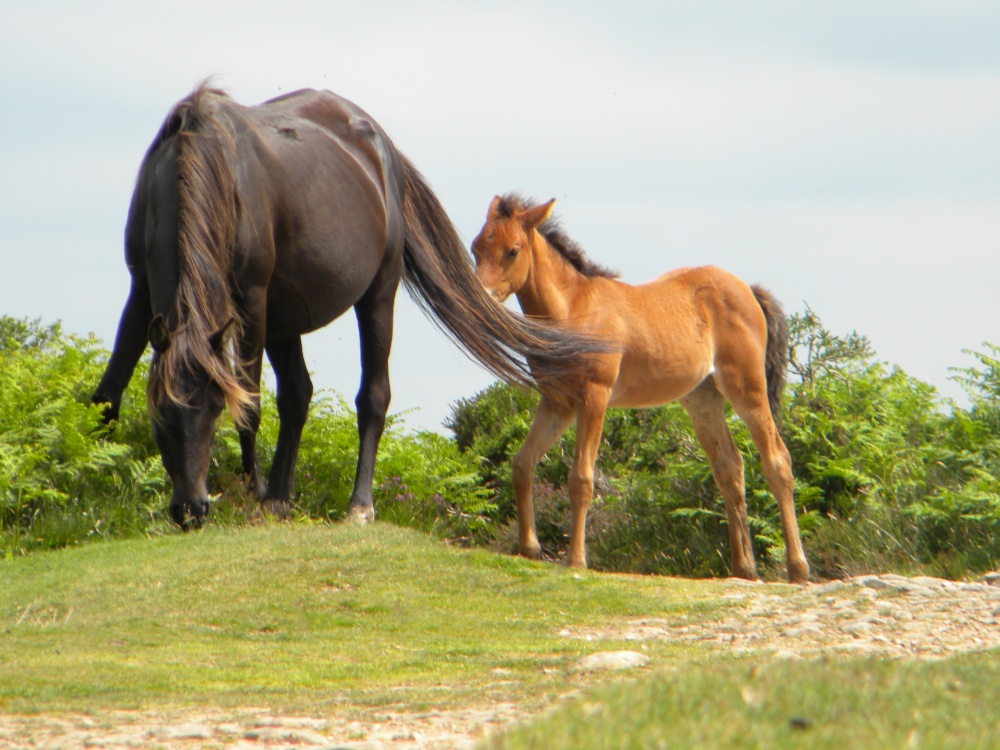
[471,195,555,302]
[146,314,238,528]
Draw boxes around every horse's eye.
[507,247,520,259]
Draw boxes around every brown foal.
[471,194,810,583]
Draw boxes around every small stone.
[855,576,894,590]
[245,727,329,744]
[783,624,824,638]
[773,649,801,660]
[812,580,846,594]
[153,723,213,740]
[842,621,875,635]
[573,651,650,672]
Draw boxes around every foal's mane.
[496,194,619,279]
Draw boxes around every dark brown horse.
[93,85,597,528]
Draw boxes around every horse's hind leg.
[263,336,313,516]
[512,395,574,560]
[345,274,397,524]
[681,379,758,581]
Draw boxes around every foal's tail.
[751,285,789,428]
[397,154,605,387]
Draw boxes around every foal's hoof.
[261,499,292,520]
[788,559,811,585]
[518,543,542,561]
[344,504,375,525]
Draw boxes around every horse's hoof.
[261,499,292,520]
[344,505,375,524]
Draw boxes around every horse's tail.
[397,154,606,387]
[146,84,255,425]
[751,284,789,429]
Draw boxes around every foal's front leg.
[511,396,573,560]
[566,386,610,568]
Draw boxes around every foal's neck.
[516,230,589,322]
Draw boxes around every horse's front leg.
[566,386,610,568]
[231,294,267,500]
[512,396,574,560]
[263,336,313,516]
[92,283,151,423]
[236,357,266,501]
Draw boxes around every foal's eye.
[506,247,520,259]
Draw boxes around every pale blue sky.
[2,1,998,432]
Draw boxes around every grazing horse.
[471,194,810,583]
[92,85,598,529]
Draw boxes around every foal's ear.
[148,314,171,354]
[208,318,235,355]
[519,199,555,230]
[488,195,503,219]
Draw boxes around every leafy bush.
[4,311,999,581]
[0,317,493,556]
[0,318,167,556]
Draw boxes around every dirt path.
[2,572,998,749]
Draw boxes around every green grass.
[0,521,725,714]
[488,657,1000,749]
[2,523,998,749]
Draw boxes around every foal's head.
[471,195,555,302]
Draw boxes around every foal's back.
[582,265,769,409]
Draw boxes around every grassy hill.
[0,521,727,713]
[2,523,997,748]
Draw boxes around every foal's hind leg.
[512,396,574,560]
[735,399,810,583]
[681,380,758,581]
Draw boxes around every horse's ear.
[148,315,171,354]
[209,318,235,355]
[487,195,503,219]
[519,199,555,230]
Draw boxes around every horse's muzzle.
[170,494,210,530]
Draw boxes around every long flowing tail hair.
[399,154,606,387]
[751,284,789,428]
[145,85,255,425]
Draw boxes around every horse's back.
[209,88,406,337]
[253,89,399,188]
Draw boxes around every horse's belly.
[265,261,377,337]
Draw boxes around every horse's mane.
[145,84,255,425]
[495,194,619,279]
